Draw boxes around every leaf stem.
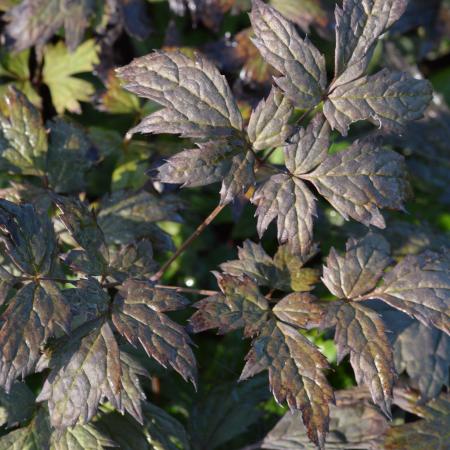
[155,284,218,296]
[150,203,226,281]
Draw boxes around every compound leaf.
[322,233,392,299]
[333,0,409,87]
[190,273,269,337]
[117,50,243,138]
[240,319,333,449]
[324,70,433,136]
[369,250,450,335]
[111,279,197,385]
[284,113,330,176]
[51,423,117,450]
[250,0,327,109]
[247,86,293,151]
[252,174,316,254]
[0,281,70,392]
[305,138,409,228]
[0,87,47,176]
[43,39,99,114]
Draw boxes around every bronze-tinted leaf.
[51,422,117,450]
[117,51,243,138]
[37,320,122,428]
[250,0,327,109]
[240,319,333,449]
[304,138,409,228]
[190,273,269,337]
[324,70,433,136]
[0,200,57,276]
[252,174,317,254]
[262,387,388,450]
[220,240,319,292]
[333,0,408,87]
[220,151,255,205]
[157,141,234,188]
[4,0,94,52]
[321,301,395,417]
[370,250,450,335]
[0,87,47,176]
[0,281,70,392]
[322,233,392,299]
[112,280,197,385]
[284,113,330,176]
[247,87,293,151]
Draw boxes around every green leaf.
[50,423,117,450]
[43,39,99,114]
[190,273,269,337]
[247,87,293,151]
[250,0,327,109]
[0,199,57,276]
[117,50,243,138]
[0,87,47,176]
[4,0,95,52]
[112,279,197,385]
[46,119,93,194]
[324,70,433,136]
[240,319,333,449]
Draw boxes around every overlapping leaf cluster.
[0,0,448,449]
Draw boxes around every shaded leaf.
[190,273,269,337]
[333,0,408,87]
[247,86,293,151]
[304,138,409,228]
[0,281,70,392]
[37,320,123,428]
[112,279,197,385]
[284,113,330,176]
[240,319,333,449]
[0,408,51,450]
[324,70,433,136]
[117,50,243,138]
[322,233,392,299]
[0,87,47,176]
[0,382,35,428]
[369,250,450,335]
[43,39,99,114]
[46,119,93,194]
[157,140,234,188]
[252,174,317,254]
[262,387,388,450]
[55,196,109,276]
[250,0,327,109]
[0,200,57,276]
[4,0,94,52]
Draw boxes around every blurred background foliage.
[0,1,449,448]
